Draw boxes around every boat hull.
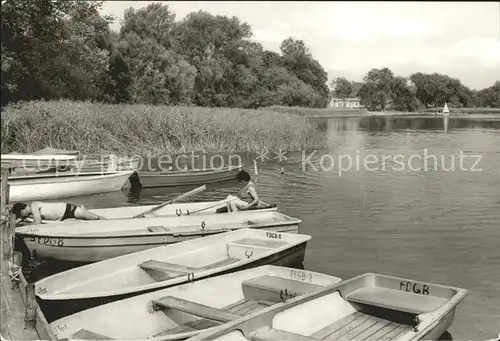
[36,241,308,323]
[73,158,140,173]
[8,171,134,202]
[138,165,242,188]
[20,223,299,262]
[416,308,456,340]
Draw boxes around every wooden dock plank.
[0,272,40,340]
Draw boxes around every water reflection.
[314,116,500,133]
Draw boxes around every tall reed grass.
[1,100,326,157]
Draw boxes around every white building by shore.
[330,97,364,109]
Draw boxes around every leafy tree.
[330,77,353,99]
[358,68,395,111]
[1,0,111,104]
[279,37,329,107]
[390,77,419,111]
[409,72,475,108]
[476,81,500,108]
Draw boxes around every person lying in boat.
[225,170,260,212]
[10,202,107,225]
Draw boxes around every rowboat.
[188,273,468,341]
[1,153,77,169]
[46,265,342,341]
[16,211,301,262]
[39,200,277,221]
[34,229,311,323]
[138,164,242,188]
[71,155,140,173]
[6,149,139,174]
[7,170,135,202]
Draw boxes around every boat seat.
[199,257,239,270]
[70,329,114,340]
[138,260,198,274]
[242,275,322,303]
[231,238,287,248]
[153,296,241,323]
[147,225,170,232]
[346,287,448,314]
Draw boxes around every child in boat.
[10,201,107,225]
[226,170,260,212]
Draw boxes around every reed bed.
[1,100,326,157]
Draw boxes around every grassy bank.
[1,100,326,156]
[263,106,369,117]
[419,107,500,114]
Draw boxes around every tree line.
[1,1,329,108]
[2,0,498,111]
[331,69,499,111]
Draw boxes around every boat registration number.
[28,236,64,247]
[290,269,312,282]
[265,232,282,239]
[399,280,430,295]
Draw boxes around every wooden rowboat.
[65,200,276,220]
[46,265,342,341]
[188,273,468,341]
[71,155,140,173]
[138,164,243,188]
[1,153,77,169]
[15,211,301,262]
[7,170,135,202]
[35,229,311,323]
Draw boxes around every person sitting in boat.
[226,170,260,212]
[10,201,107,225]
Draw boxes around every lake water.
[28,116,500,340]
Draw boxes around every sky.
[100,1,500,90]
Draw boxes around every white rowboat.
[188,273,468,341]
[35,229,311,323]
[46,265,342,341]
[16,211,301,262]
[7,171,134,202]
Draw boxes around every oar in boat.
[186,197,240,215]
[132,185,207,218]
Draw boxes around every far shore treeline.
[2,1,499,110]
[1,1,499,155]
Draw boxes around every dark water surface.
[34,116,500,339]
